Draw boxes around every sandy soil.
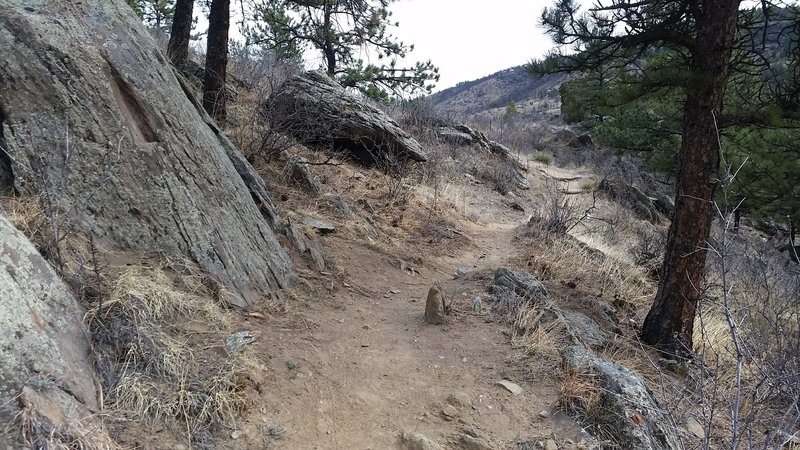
[196,168,593,450]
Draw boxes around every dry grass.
[510,304,568,374]
[16,406,119,450]
[560,365,603,417]
[0,195,48,246]
[518,225,655,309]
[86,261,251,442]
[532,151,553,165]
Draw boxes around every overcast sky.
[251,1,558,92]
[386,1,555,91]
[205,1,558,93]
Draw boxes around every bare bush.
[628,225,667,278]
[655,155,800,450]
[226,50,303,163]
[527,179,583,235]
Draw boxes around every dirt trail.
[234,170,584,449]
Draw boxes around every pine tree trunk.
[203,0,229,122]
[167,0,193,64]
[641,0,741,357]
[322,3,336,76]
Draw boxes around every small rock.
[471,296,482,313]
[424,285,445,325]
[453,267,472,279]
[538,409,550,418]
[655,193,675,216]
[561,310,608,349]
[287,154,322,196]
[399,431,444,450]
[463,173,481,184]
[462,426,481,438]
[544,439,558,450]
[508,201,525,212]
[300,216,336,234]
[447,392,473,409]
[225,330,260,353]
[230,430,241,439]
[496,380,524,396]
[442,404,459,420]
[459,434,496,450]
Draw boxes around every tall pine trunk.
[167,0,193,64]
[203,0,229,122]
[322,3,336,76]
[641,0,741,357]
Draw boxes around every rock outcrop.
[436,124,530,191]
[489,268,608,349]
[0,214,102,446]
[489,267,549,308]
[563,346,681,450]
[0,0,292,305]
[264,70,428,166]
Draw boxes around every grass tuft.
[86,262,250,441]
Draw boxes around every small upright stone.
[424,285,445,325]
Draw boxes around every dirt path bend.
[237,183,580,449]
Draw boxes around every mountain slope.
[429,66,566,119]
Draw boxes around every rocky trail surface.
[204,169,589,450]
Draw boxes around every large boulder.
[0,0,292,305]
[563,346,680,450]
[0,213,103,446]
[264,70,428,166]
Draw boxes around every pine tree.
[130,0,176,30]
[167,0,194,64]
[532,0,800,357]
[247,0,438,100]
[203,0,230,122]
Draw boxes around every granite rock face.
[0,213,99,444]
[0,0,293,305]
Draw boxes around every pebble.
[447,391,473,409]
[496,379,524,396]
[442,405,459,420]
[399,431,444,450]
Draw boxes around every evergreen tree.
[503,100,519,120]
[167,0,194,64]
[203,0,230,122]
[129,0,176,30]
[126,0,144,18]
[532,0,800,357]
[247,0,438,100]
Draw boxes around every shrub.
[532,151,553,165]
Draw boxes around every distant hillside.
[429,66,567,121]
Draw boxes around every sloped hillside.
[429,66,566,121]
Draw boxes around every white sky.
[199,1,558,93]
[385,1,556,91]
